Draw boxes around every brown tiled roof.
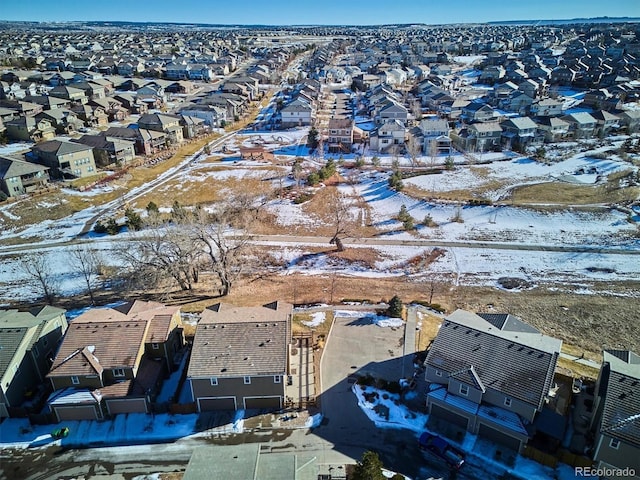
[188,302,292,378]
[48,319,149,377]
[49,302,180,378]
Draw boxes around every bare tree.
[69,245,102,304]
[406,134,423,171]
[20,253,58,305]
[326,189,357,252]
[190,204,254,296]
[121,217,203,292]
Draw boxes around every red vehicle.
[418,432,465,470]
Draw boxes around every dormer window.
[459,384,469,396]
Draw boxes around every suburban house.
[327,118,354,153]
[535,116,572,143]
[0,306,68,417]
[618,110,640,133]
[137,113,184,144]
[46,301,184,421]
[590,110,620,137]
[4,116,56,142]
[589,349,640,475]
[0,155,50,197]
[369,119,406,153]
[500,116,540,150]
[562,112,598,139]
[454,122,503,152]
[375,100,408,125]
[424,310,562,453]
[28,140,97,179]
[530,98,564,117]
[73,135,136,167]
[187,301,293,412]
[462,102,496,123]
[280,98,313,128]
[419,118,452,155]
[178,103,227,127]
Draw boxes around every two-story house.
[425,310,562,453]
[590,111,620,138]
[562,112,598,139]
[0,306,67,417]
[29,140,97,179]
[530,98,564,117]
[462,102,496,123]
[4,116,56,142]
[0,155,50,197]
[188,301,292,412]
[500,117,540,150]
[369,119,406,153]
[327,118,354,153]
[46,301,184,421]
[419,118,451,155]
[280,98,313,128]
[73,135,136,167]
[137,113,184,144]
[589,350,640,476]
[535,116,571,143]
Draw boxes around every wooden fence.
[523,445,594,469]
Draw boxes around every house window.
[210,377,218,386]
[71,376,80,385]
[113,368,125,377]
[435,369,442,377]
[504,397,512,407]
[243,376,251,385]
[152,343,160,350]
[274,375,281,383]
[459,384,469,396]
[609,438,620,449]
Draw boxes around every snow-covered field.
[0,132,638,304]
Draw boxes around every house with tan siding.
[46,301,184,422]
[188,301,292,412]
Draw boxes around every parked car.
[418,432,465,470]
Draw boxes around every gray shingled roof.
[426,309,561,408]
[188,302,292,378]
[0,155,48,180]
[32,140,92,156]
[600,349,640,447]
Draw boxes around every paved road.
[3,228,639,257]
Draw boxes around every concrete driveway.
[316,310,450,479]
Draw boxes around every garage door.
[244,397,281,410]
[430,404,469,429]
[107,398,147,415]
[478,423,522,451]
[198,397,236,411]
[54,405,100,421]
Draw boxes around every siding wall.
[191,375,285,410]
[595,433,640,474]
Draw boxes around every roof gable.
[426,309,561,408]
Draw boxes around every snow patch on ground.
[305,413,323,428]
[302,311,326,327]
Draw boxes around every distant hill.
[488,17,640,26]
